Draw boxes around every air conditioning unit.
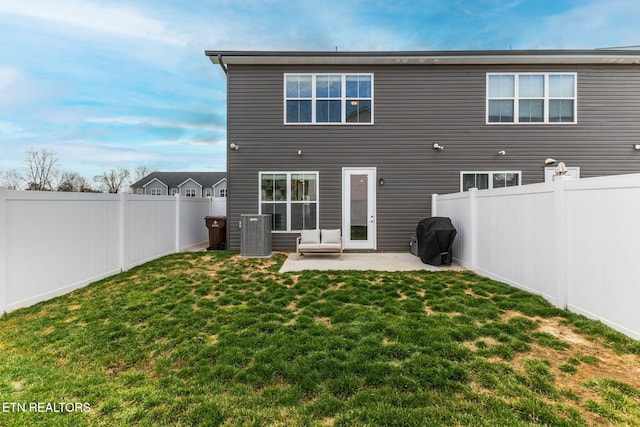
[240,214,272,257]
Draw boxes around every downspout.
[217,53,230,247]
[217,54,228,76]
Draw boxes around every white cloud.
[454,0,523,17]
[523,0,640,49]
[56,141,163,166]
[0,0,188,46]
[84,116,225,132]
[143,138,226,148]
[0,66,67,111]
[0,121,25,135]
[0,66,22,91]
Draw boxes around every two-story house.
[205,50,640,252]
[130,171,227,198]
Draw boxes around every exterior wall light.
[379,177,385,186]
[433,143,444,151]
[230,143,239,150]
[634,144,640,151]
[498,150,506,156]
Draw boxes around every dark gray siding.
[226,64,640,251]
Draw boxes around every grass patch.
[0,251,639,426]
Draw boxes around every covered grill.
[416,217,457,266]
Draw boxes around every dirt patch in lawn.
[508,316,640,424]
[463,336,501,351]
[522,318,640,388]
[315,317,332,328]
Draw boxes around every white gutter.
[206,51,640,66]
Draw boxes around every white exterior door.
[342,167,376,250]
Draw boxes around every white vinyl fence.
[433,173,640,340]
[0,190,227,313]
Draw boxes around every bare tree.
[1,169,24,190]
[133,165,156,182]
[94,168,130,193]
[24,148,59,191]
[57,171,93,192]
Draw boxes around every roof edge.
[205,49,640,66]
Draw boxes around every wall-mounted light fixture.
[378,177,385,186]
[229,143,239,150]
[634,144,640,151]
[544,158,557,165]
[433,143,444,151]
[497,150,506,156]
[297,149,302,156]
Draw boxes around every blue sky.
[1,0,640,181]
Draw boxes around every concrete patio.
[279,252,465,273]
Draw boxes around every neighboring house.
[130,172,227,198]
[205,49,640,252]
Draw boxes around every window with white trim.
[219,188,227,198]
[205,188,213,198]
[259,172,319,231]
[487,73,576,123]
[170,188,178,196]
[150,188,162,196]
[461,171,521,192]
[185,188,197,197]
[285,74,373,124]
[136,188,143,195]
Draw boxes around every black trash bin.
[205,216,227,250]
[416,217,456,265]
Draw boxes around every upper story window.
[285,74,373,124]
[487,73,576,124]
[150,188,162,196]
[185,188,197,197]
[204,188,213,198]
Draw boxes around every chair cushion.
[318,243,341,250]
[298,243,321,250]
[321,229,341,244]
[300,229,320,244]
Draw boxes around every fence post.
[553,177,569,308]
[175,194,181,253]
[119,192,126,271]
[431,194,438,217]
[469,188,478,271]
[0,189,7,313]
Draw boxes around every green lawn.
[1,251,639,426]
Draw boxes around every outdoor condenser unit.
[240,214,272,257]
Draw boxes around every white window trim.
[460,171,522,192]
[150,188,163,196]
[258,171,320,232]
[219,188,227,198]
[284,73,374,125]
[486,72,577,124]
[185,188,198,197]
[142,178,168,189]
